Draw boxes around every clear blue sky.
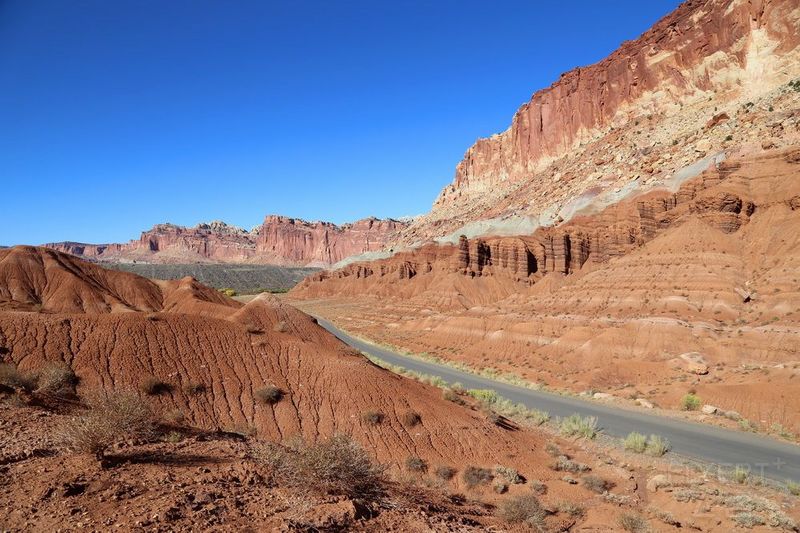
[0,0,680,245]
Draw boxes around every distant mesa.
[44,214,407,267]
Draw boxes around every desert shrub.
[767,511,797,530]
[552,456,590,473]
[36,362,77,395]
[163,430,183,443]
[462,466,493,488]
[0,363,38,392]
[255,386,284,405]
[733,512,765,528]
[182,382,206,395]
[60,391,154,459]
[527,408,550,426]
[645,434,670,457]
[162,409,185,425]
[680,393,701,411]
[530,479,547,494]
[219,288,237,297]
[401,411,421,427]
[497,493,545,527]
[361,411,385,426]
[254,434,385,499]
[467,388,499,404]
[545,442,561,457]
[732,465,749,484]
[494,465,523,484]
[788,480,800,496]
[558,414,597,439]
[405,456,428,473]
[493,480,508,494]
[618,512,649,532]
[558,501,585,518]
[624,432,647,453]
[140,376,172,396]
[583,475,612,494]
[435,465,457,480]
[442,388,464,404]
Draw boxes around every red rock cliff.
[44,216,406,267]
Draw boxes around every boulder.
[647,474,671,492]
[636,398,654,409]
[701,405,718,415]
[593,392,615,401]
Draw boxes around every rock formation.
[45,215,406,267]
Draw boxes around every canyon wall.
[45,216,406,267]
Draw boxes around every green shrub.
[254,434,386,499]
[645,434,670,457]
[497,493,545,527]
[558,414,598,439]
[255,386,284,405]
[405,455,428,473]
[467,388,499,404]
[788,480,800,496]
[219,288,237,297]
[732,466,749,484]
[462,466,493,488]
[624,432,647,453]
[680,393,701,411]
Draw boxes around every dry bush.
[255,386,284,405]
[140,376,173,396]
[551,456,590,473]
[582,475,613,494]
[619,512,649,532]
[435,465,457,480]
[253,434,386,500]
[361,411,385,426]
[494,465,523,484]
[60,391,155,459]
[36,362,78,396]
[401,411,421,427]
[182,382,206,396]
[462,466,493,488]
[405,455,428,473]
[497,493,545,528]
[0,363,38,392]
[162,409,185,425]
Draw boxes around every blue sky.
[0,0,680,245]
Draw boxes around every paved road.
[316,318,800,484]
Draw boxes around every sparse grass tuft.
[732,465,749,484]
[405,455,428,473]
[558,414,597,439]
[462,466,493,488]
[497,493,545,528]
[788,480,800,496]
[253,434,386,500]
[624,432,647,453]
[645,434,670,457]
[680,393,701,411]
[140,376,172,396]
[361,411,385,426]
[255,386,284,405]
[619,512,649,532]
[60,391,155,459]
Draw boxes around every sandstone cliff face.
[422,0,800,238]
[297,148,795,292]
[45,216,406,267]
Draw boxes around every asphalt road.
[316,318,800,484]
